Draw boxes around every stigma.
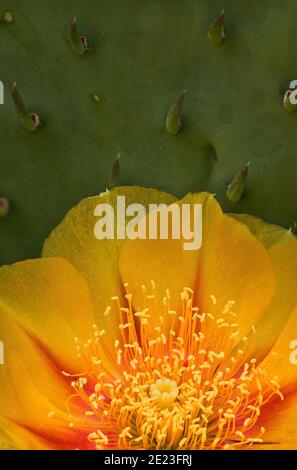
[150,378,179,408]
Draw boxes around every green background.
[0,1,296,264]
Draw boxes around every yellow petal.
[1,414,95,450]
[260,305,297,393]
[0,308,86,449]
[0,257,96,371]
[231,213,294,249]
[0,426,17,450]
[244,239,297,361]
[42,186,176,337]
[119,193,211,331]
[0,420,56,449]
[119,192,275,338]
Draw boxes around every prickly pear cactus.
[0,1,296,264]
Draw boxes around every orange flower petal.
[0,257,96,371]
[253,390,297,449]
[119,193,275,338]
[260,305,297,393]
[244,239,297,362]
[0,308,88,449]
[118,192,208,330]
[0,425,16,450]
[42,186,176,339]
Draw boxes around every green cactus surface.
[0,1,296,265]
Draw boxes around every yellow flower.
[0,186,297,450]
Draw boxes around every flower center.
[60,284,284,450]
[150,378,179,409]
